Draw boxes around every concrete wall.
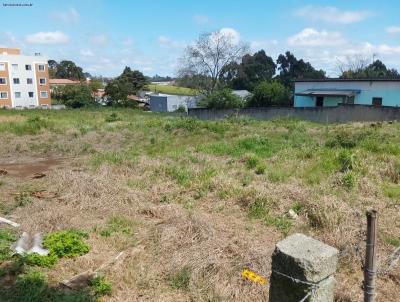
[188,105,400,123]
[295,81,400,107]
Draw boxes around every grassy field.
[0,109,399,301]
[145,84,198,96]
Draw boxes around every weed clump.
[0,229,17,261]
[99,216,133,237]
[105,112,121,123]
[337,149,357,172]
[44,229,89,258]
[169,267,190,290]
[341,171,357,191]
[24,253,58,268]
[89,275,112,297]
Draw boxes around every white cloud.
[250,39,278,51]
[219,27,241,44]
[122,38,134,46]
[158,36,185,49]
[80,49,94,57]
[287,28,346,47]
[25,31,69,44]
[89,34,108,45]
[295,6,372,24]
[386,26,400,34]
[52,8,79,24]
[193,14,211,25]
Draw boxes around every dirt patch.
[0,115,25,123]
[0,158,66,178]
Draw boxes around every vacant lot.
[0,109,399,301]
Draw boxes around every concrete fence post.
[269,233,339,302]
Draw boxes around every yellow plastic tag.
[241,268,267,285]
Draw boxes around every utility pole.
[364,210,377,302]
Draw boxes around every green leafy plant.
[0,229,17,261]
[44,230,89,258]
[248,198,269,219]
[89,275,112,297]
[24,253,58,268]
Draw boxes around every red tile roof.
[49,79,80,85]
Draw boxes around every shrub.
[169,267,190,290]
[55,84,96,108]
[199,89,244,109]
[175,105,187,113]
[89,276,112,297]
[44,230,89,258]
[255,163,266,175]
[247,81,290,107]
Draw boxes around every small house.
[294,79,400,107]
[149,93,199,112]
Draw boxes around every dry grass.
[0,109,399,301]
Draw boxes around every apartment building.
[0,48,51,108]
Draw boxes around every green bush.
[244,153,259,169]
[247,81,290,107]
[199,89,244,109]
[89,276,112,297]
[44,230,89,258]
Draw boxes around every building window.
[316,96,324,107]
[39,78,46,85]
[0,78,6,85]
[38,64,45,71]
[0,63,5,71]
[15,92,21,98]
[13,78,20,84]
[27,78,33,84]
[12,64,18,71]
[0,92,8,99]
[25,64,32,71]
[40,91,48,98]
[28,92,34,98]
[372,97,382,107]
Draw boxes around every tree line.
[177,30,400,109]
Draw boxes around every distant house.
[232,90,252,99]
[294,79,400,107]
[149,93,199,112]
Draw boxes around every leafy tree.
[247,81,290,107]
[178,30,248,95]
[55,85,96,108]
[276,51,325,90]
[221,50,276,91]
[47,60,58,78]
[88,79,103,93]
[199,88,244,109]
[338,56,400,79]
[54,60,85,80]
[104,67,147,107]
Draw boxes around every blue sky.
[1,0,400,77]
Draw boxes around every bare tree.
[336,54,372,77]
[178,30,248,95]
